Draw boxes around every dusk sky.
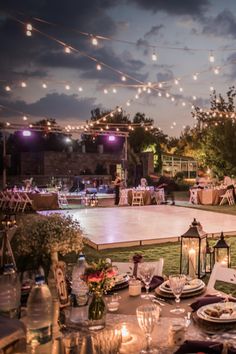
[1,0,236,136]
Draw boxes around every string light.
[65,84,70,90]
[179,87,183,92]
[174,79,179,85]
[135,94,139,99]
[42,83,47,88]
[104,89,108,94]
[147,88,151,94]
[158,83,163,88]
[5,86,11,92]
[210,85,214,91]
[193,73,198,81]
[23,116,28,121]
[192,96,197,100]
[166,92,170,98]
[214,67,220,75]
[171,97,175,102]
[21,82,27,88]
[121,76,126,82]
[26,23,33,31]
[78,87,83,92]
[182,102,186,106]
[96,64,102,71]
[158,92,162,97]
[126,101,130,106]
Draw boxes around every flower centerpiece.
[84,259,116,330]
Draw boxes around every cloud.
[0,93,100,121]
[129,0,209,17]
[202,9,236,38]
[144,25,164,38]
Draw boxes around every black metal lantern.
[213,232,230,267]
[205,239,214,273]
[180,218,207,278]
[1,213,17,229]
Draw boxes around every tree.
[191,86,236,176]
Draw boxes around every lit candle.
[220,257,228,267]
[121,323,132,343]
[129,279,141,296]
[188,248,196,278]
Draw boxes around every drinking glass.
[169,274,186,314]
[138,263,156,299]
[136,304,159,354]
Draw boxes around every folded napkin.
[174,340,223,354]
[190,295,236,312]
[141,276,164,292]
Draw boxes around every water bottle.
[0,264,21,318]
[70,253,88,323]
[26,275,52,348]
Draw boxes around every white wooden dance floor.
[41,205,236,249]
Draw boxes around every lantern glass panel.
[215,248,229,266]
[200,237,206,276]
[181,238,199,278]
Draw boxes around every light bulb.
[147,88,151,94]
[171,97,175,102]
[214,67,220,75]
[65,46,71,54]
[96,64,102,71]
[78,87,83,92]
[192,96,197,100]
[21,82,27,88]
[158,92,162,97]
[5,86,11,91]
[174,79,179,85]
[65,85,70,90]
[121,76,126,81]
[110,112,114,117]
[210,86,214,91]
[135,94,139,99]
[152,52,157,61]
[42,83,47,88]
[26,23,32,31]
[209,52,215,63]
[126,101,130,106]
[104,89,108,94]
[23,116,28,121]
[182,102,186,106]
[166,92,170,98]
[26,30,32,37]
[112,88,117,93]
[138,88,142,93]
[193,73,198,81]
[91,36,98,46]
[158,83,163,88]
[179,87,183,92]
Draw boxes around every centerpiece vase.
[88,293,106,330]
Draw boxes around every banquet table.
[127,189,153,205]
[197,188,226,205]
[27,192,59,210]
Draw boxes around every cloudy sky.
[1,0,236,136]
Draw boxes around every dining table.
[197,188,226,205]
[27,192,59,210]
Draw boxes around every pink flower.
[106,269,116,278]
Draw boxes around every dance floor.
[41,205,236,249]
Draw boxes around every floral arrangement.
[84,259,116,295]
[14,213,84,259]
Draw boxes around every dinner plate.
[197,302,236,323]
[114,273,129,285]
[155,286,206,299]
[159,279,205,294]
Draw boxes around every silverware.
[152,298,165,306]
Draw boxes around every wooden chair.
[155,189,165,204]
[18,192,33,212]
[207,262,236,294]
[189,188,199,204]
[219,189,235,206]
[131,190,144,206]
[112,258,164,277]
[118,189,128,206]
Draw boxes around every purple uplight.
[22,130,32,137]
[108,135,116,142]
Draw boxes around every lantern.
[205,239,214,273]
[180,218,207,278]
[213,232,230,267]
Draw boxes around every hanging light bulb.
[174,79,179,85]
[148,82,152,87]
[26,30,32,37]
[110,112,114,117]
[143,87,147,92]
[26,23,32,31]
[192,95,197,100]
[158,92,162,97]
[126,101,130,106]
[158,83,163,88]
[23,116,28,121]
[182,102,186,106]
[135,94,139,99]
[21,82,27,88]
[147,88,151,94]
[91,36,98,46]
[116,128,119,131]
[166,92,170,98]
[117,107,122,112]
[193,73,198,81]
[78,86,83,92]
[173,122,176,126]
[171,97,175,102]
[214,67,220,75]
[64,46,71,54]
[179,87,183,92]
[152,51,157,61]
[5,86,11,92]
[42,83,47,88]
[96,64,102,71]
[112,88,117,93]
[104,89,108,94]
[121,75,126,81]
[65,84,70,90]
[210,85,214,91]
[138,88,142,93]
[209,51,215,63]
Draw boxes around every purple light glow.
[108,135,116,142]
[22,130,32,137]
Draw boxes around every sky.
[1,0,236,136]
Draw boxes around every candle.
[107,301,119,312]
[188,248,196,278]
[129,279,141,296]
[121,323,132,343]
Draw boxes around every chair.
[58,193,69,208]
[207,262,236,294]
[219,189,235,206]
[18,192,33,212]
[112,258,164,277]
[155,189,165,205]
[189,189,198,204]
[118,189,128,206]
[131,190,144,206]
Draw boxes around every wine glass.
[138,263,156,299]
[136,304,159,354]
[169,274,186,314]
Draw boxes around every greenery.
[13,213,84,272]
